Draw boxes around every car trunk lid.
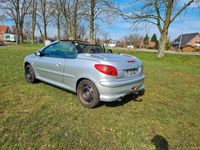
[90,53,142,78]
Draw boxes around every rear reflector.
[128,60,135,63]
[95,64,118,76]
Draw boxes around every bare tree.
[71,0,79,40]
[0,0,32,44]
[59,0,83,40]
[50,0,63,40]
[36,21,44,39]
[37,0,51,40]
[89,0,95,43]
[78,25,87,40]
[112,0,196,57]
[31,0,37,43]
[88,0,115,44]
[24,21,32,41]
[101,31,110,44]
[124,34,144,48]
[59,0,70,39]
[10,25,17,34]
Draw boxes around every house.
[104,40,116,48]
[148,41,156,49]
[0,25,11,41]
[127,45,134,49]
[4,34,16,42]
[173,33,200,52]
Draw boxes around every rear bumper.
[96,75,145,102]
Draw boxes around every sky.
[101,0,200,40]
[0,0,199,41]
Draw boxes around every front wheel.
[25,64,37,83]
[77,79,100,108]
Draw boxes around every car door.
[58,41,78,91]
[34,42,65,83]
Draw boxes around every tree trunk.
[71,0,78,40]
[19,21,24,43]
[42,0,47,41]
[71,26,77,40]
[31,21,36,43]
[89,0,95,44]
[157,30,168,57]
[16,26,20,44]
[65,20,71,40]
[44,28,47,40]
[157,0,173,57]
[31,22,35,44]
[44,21,47,40]
[72,18,77,40]
[19,29,23,43]
[57,23,61,40]
[15,20,20,44]
[31,0,37,44]
[37,22,44,41]
[16,1,20,44]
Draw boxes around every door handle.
[56,62,61,67]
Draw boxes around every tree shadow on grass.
[151,135,169,150]
[102,95,143,107]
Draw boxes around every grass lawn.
[0,44,200,150]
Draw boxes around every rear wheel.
[77,79,100,108]
[25,64,36,83]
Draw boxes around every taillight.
[94,64,118,76]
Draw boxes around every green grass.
[0,44,200,150]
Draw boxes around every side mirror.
[108,49,113,53]
[35,51,42,56]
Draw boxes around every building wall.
[0,26,11,41]
[182,46,195,52]
[187,35,200,47]
[148,41,156,49]
[0,33,4,41]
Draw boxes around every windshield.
[75,43,104,54]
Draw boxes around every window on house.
[195,41,200,44]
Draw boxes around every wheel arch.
[24,62,31,68]
[76,78,87,92]
[76,77,97,93]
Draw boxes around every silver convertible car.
[24,40,145,108]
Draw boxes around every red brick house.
[173,33,200,52]
[148,41,156,49]
[0,25,11,41]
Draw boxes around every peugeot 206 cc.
[24,41,145,108]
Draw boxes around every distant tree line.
[0,0,199,57]
[116,33,172,50]
[0,0,115,44]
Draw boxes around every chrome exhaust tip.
[132,86,137,92]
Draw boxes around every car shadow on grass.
[102,95,143,107]
[151,134,169,150]
[31,82,143,108]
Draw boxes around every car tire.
[25,64,37,83]
[77,79,100,108]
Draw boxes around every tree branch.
[170,0,195,24]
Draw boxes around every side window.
[42,43,60,58]
[59,41,78,58]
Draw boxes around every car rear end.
[92,53,145,102]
